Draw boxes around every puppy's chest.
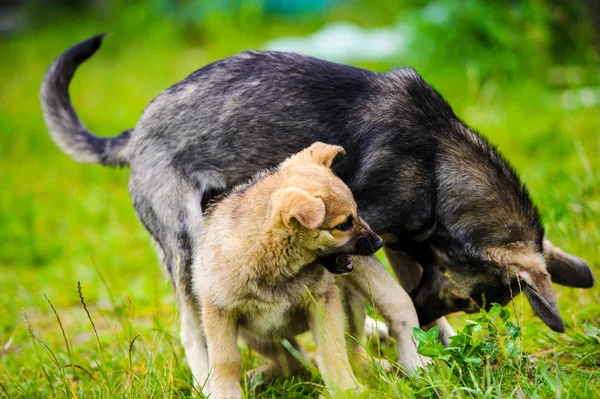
[235,266,329,337]
[238,305,306,338]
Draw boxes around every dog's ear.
[543,239,594,288]
[270,187,325,230]
[487,247,565,332]
[283,142,346,169]
[517,268,565,332]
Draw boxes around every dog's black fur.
[41,35,594,334]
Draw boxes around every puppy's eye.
[333,216,353,231]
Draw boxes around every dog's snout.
[351,233,383,256]
[372,235,383,252]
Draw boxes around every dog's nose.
[372,235,383,252]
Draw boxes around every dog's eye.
[455,298,471,310]
[333,216,353,231]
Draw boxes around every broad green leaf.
[412,327,428,343]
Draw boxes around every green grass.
[0,3,599,398]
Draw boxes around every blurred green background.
[0,0,599,397]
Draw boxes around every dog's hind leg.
[179,296,210,392]
[364,315,390,343]
[384,246,456,346]
[130,170,210,393]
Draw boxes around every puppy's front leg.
[348,255,430,373]
[308,283,362,395]
[202,301,242,399]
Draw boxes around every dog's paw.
[397,353,432,376]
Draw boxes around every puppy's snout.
[372,235,383,251]
[351,233,383,256]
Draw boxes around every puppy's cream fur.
[193,143,378,398]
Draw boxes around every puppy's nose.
[372,235,383,251]
[351,234,383,256]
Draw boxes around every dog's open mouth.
[319,253,353,275]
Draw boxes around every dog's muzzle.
[350,234,383,256]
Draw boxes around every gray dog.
[41,35,593,377]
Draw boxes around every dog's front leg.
[384,246,456,346]
[423,317,454,346]
[383,247,422,292]
[308,283,362,395]
[202,301,242,399]
[348,255,430,373]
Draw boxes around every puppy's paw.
[373,357,395,373]
[353,383,367,395]
[324,383,366,399]
[210,382,243,399]
[192,380,209,398]
[211,389,243,399]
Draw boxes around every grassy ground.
[1,4,599,398]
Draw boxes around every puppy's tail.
[40,34,131,167]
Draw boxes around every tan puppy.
[192,142,383,398]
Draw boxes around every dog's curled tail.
[40,34,131,167]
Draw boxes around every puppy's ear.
[487,247,565,332]
[305,142,346,167]
[282,142,346,169]
[270,187,325,230]
[543,239,594,288]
